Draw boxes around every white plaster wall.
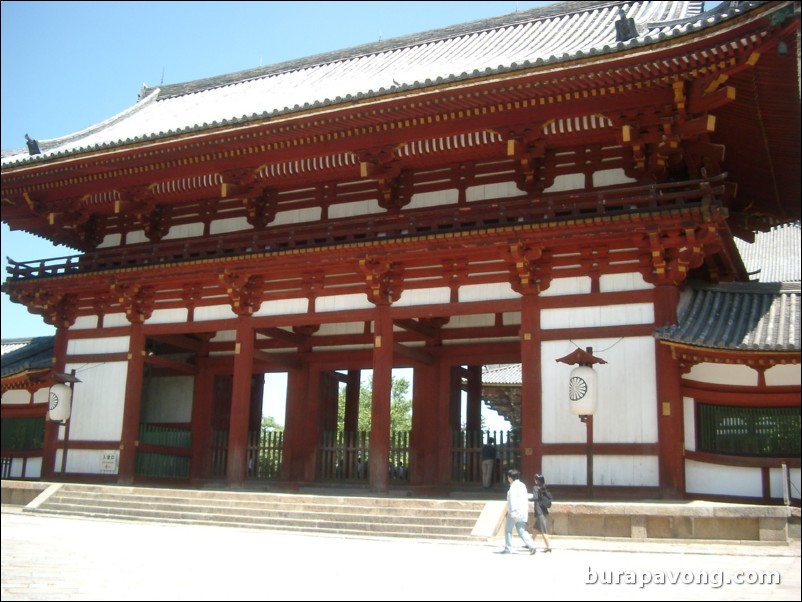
[103,313,132,328]
[273,207,322,226]
[599,272,654,293]
[395,287,451,307]
[503,312,521,326]
[443,314,496,329]
[544,173,584,192]
[765,364,801,386]
[683,396,696,452]
[540,276,591,297]
[458,282,518,302]
[63,361,127,441]
[254,298,308,317]
[594,455,659,486]
[67,336,130,355]
[406,189,458,210]
[211,330,236,343]
[541,303,654,329]
[210,216,251,235]
[466,181,520,202]
[770,466,801,499]
[8,456,41,479]
[685,363,758,387]
[163,223,204,239]
[316,293,374,312]
[542,454,587,485]
[33,388,48,404]
[146,308,189,325]
[1,390,30,405]
[592,168,637,187]
[142,376,194,423]
[71,315,100,330]
[61,449,119,475]
[195,304,239,322]
[97,233,122,248]
[541,337,657,445]
[685,460,763,497]
[329,200,382,219]
[126,230,148,244]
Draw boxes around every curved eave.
[660,340,801,367]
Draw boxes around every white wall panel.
[685,460,763,497]
[254,298,308,317]
[458,282,518,302]
[328,201,382,219]
[67,336,130,355]
[600,272,653,292]
[1,390,30,405]
[62,449,119,475]
[686,363,758,386]
[103,313,131,328]
[594,455,659,486]
[97,233,122,248]
[146,308,188,325]
[541,455,587,485]
[442,314,495,329]
[210,216,251,235]
[395,287,451,307]
[542,337,657,444]
[163,223,204,239]
[71,315,100,330]
[770,466,801,499]
[406,189,458,209]
[316,293,374,312]
[540,276,591,296]
[194,304,239,322]
[765,364,801,386]
[544,173,584,192]
[592,168,637,187]
[273,207,321,226]
[541,303,653,329]
[64,361,127,441]
[317,322,366,336]
[466,181,520,202]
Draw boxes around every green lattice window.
[1,417,46,451]
[697,404,800,457]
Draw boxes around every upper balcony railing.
[4,174,726,282]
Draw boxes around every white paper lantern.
[48,383,72,422]
[568,364,598,417]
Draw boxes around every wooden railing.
[4,174,726,282]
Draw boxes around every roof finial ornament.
[615,8,639,42]
[24,134,40,156]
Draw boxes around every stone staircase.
[18,483,497,542]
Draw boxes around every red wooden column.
[410,363,438,487]
[519,292,542,482]
[654,284,684,497]
[118,322,146,484]
[190,355,214,481]
[436,359,455,485]
[369,302,393,493]
[465,365,482,432]
[282,364,310,481]
[343,370,360,433]
[227,316,254,486]
[41,326,69,480]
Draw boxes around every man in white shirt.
[499,468,537,555]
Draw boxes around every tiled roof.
[654,281,801,352]
[482,364,523,386]
[0,336,55,379]
[2,0,727,166]
[734,222,801,283]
